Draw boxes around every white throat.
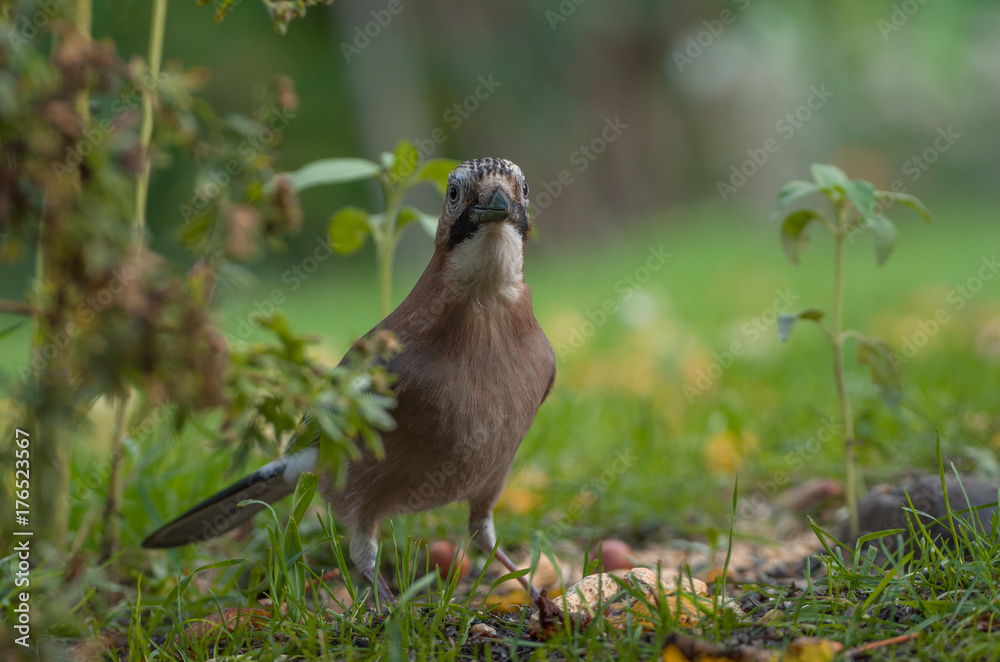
[444,223,524,304]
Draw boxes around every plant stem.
[377,186,401,318]
[378,239,393,319]
[832,202,859,538]
[0,299,35,316]
[31,0,95,558]
[30,212,70,558]
[100,393,129,562]
[133,0,168,245]
[73,0,92,124]
[101,0,168,562]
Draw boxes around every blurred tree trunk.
[328,4,431,161]
[329,3,438,282]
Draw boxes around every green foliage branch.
[773,163,932,537]
[278,140,457,317]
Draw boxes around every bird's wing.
[142,447,318,548]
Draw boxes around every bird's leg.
[370,569,397,604]
[492,544,540,602]
[470,509,540,602]
[351,524,396,604]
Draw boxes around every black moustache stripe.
[446,210,529,250]
[447,208,478,250]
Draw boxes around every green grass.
[2,202,1000,659]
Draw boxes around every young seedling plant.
[773,163,932,538]
[277,140,457,317]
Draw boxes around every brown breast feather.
[325,251,556,530]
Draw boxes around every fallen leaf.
[484,588,529,613]
[780,637,842,662]
[662,644,690,661]
[181,607,271,643]
[705,431,742,473]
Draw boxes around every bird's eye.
[447,185,459,202]
[522,182,529,197]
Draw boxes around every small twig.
[0,299,37,316]
[840,329,867,344]
[813,319,837,344]
[848,632,919,656]
[303,569,342,596]
[100,393,130,563]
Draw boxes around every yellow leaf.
[606,600,657,631]
[496,467,548,515]
[704,430,741,474]
[990,428,1000,449]
[496,485,541,515]
[662,644,690,662]
[781,637,843,662]
[484,589,529,613]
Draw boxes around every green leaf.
[282,522,305,603]
[772,180,821,219]
[777,309,824,342]
[0,321,26,341]
[178,209,214,251]
[358,395,397,432]
[780,209,826,265]
[489,568,530,592]
[313,407,346,445]
[289,472,318,525]
[389,140,420,186]
[162,558,247,608]
[192,558,247,573]
[868,215,898,266]
[258,396,296,435]
[417,213,438,237]
[398,205,439,238]
[843,179,878,221]
[328,206,371,255]
[293,158,379,187]
[397,572,438,605]
[875,191,933,224]
[278,158,380,193]
[417,158,459,194]
[396,206,418,230]
[810,163,849,191]
[856,336,902,405]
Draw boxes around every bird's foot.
[376,573,397,605]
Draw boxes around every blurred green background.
[3,0,1000,550]
[91,0,1000,257]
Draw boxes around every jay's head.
[436,157,530,255]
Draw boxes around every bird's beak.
[469,188,511,225]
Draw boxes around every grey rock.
[844,474,998,558]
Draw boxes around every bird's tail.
[142,447,319,548]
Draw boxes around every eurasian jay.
[143,157,556,601]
